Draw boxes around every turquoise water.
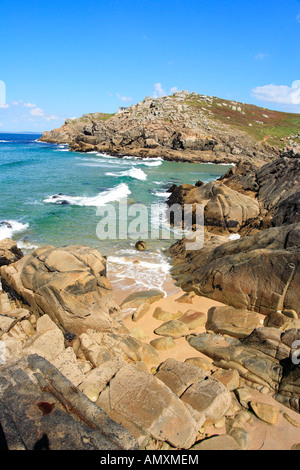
[0,133,232,297]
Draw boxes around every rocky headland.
[40,91,300,165]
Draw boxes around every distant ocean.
[0,133,232,300]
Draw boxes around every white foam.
[0,140,9,143]
[204,162,235,166]
[0,220,29,240]
[152,190,170,198]
[140,160,163,167]
[106,167,147,181]
[107,250,171,294]
[44,182,131,207]
[17,240,39,251]
[228,233,241,240]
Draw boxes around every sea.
[0,133,232,302]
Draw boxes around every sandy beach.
[122,287,300,450]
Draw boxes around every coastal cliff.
[40,90,300,165]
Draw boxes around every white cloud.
[30,107,44,116]
[44,115,59,121]
[24,102,36,108]
[252,80,300,105]
[116,93,132,103]
[170,86,178,94]
[152,83,166,98]
[0,123,3,127]
[12,101,19,106]
[254,52,269,61]
[0,103,9,109]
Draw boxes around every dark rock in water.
[0,221,13,229]
[50,195,70,204]
[135,240,147,251]
[167,184,178,193]
[0,354,138,450]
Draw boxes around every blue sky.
[0,0,300,132]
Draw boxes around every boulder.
[187,327,300,413]
[132,302,150,322]
[97,363,198,449]
[184,356,213,371]
[153,307,182,321]
[175,292,195,304]
[250,402,279,425]
[212,369,240,391]
[22,315,65,362]
[0,308,31,337]
[167,180,260,234]
[0,354,138,450]
[135,241,147,251]
[206,306,261,338]
[155,359,231,427]
[256,155,300,225]
[121,290,164,309]
[154,320,189,338]
[178,310,206,329]
[0,245,121,335]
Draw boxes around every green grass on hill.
[184,95,300,148]
[71,112,114,124]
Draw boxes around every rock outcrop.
[0,245,122,336]
[167,180,260,235]
[0,239,23,267]
[169,224,300,316]
[221,150,300,230]
[167,151,300,235]
[187,327,300,414]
